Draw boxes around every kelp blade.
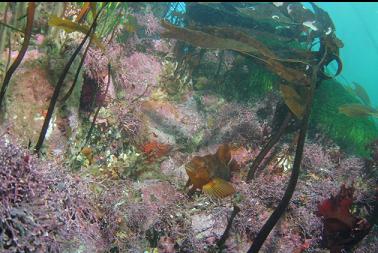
[48,16,104,50]
[280,84,305,119]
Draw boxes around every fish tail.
[202,178,235,198]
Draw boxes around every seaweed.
[0,2,35,110]
[35,4,107,154]
[316,184,372,253]
[311,79,378,157]
[214,57,277,103]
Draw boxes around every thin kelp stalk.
[246,112,291,181]
[0,3,10,59]
[61,34,95,104]
[216,205,240,251]
[84,63,111,147]
[34,4,107,154]
[4,5,12,74]
[247,49,328,253]
[5,33,12,72]
[0,2,35,110]
[0,21,25,33]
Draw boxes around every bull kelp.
[0,2,377,253]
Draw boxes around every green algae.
[311,79,378,157]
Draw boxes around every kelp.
[248,40,329,253]
[75,2,91,23]
[186,2,344,77]
[0,2,35,110]
[279,84,306,119]
[161,20,262,55]
[48,15,104,50]
[35,4,107,154]
[186,3,281,36]
[161,20,312,86]
[162,3,348,251]
[83,64,111,148]
[246,112,292,181]
[235,5,297,27]
[60,30,95,104]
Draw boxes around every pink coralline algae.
[302,143,333,172]
[152,39,174,55]
[134,7,163,36]
[119,52,162,100]
[0,137,105,252]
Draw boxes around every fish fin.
[202,178,235,198]
[216,144,232,165]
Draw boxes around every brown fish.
[185,144,235,198]
[338,103,377,118]
[353,82,371,106]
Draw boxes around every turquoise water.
[315,2,378,109]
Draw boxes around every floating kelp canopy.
[162,3,378,157]
[161,2,343,120]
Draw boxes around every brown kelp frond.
[280,84,307,120]
[235,5,298,26]
[248,43,330,253]
[161,20,261,55]
[48,15,104,50]
[75,2,91,23]
[161,20,312,86]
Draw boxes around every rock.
[191,209,228,240]
[141,97,205,145]
[6,66,66,152]
[160,155,188,183]
[139,181,184,213]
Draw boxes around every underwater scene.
[0,2,377,253]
